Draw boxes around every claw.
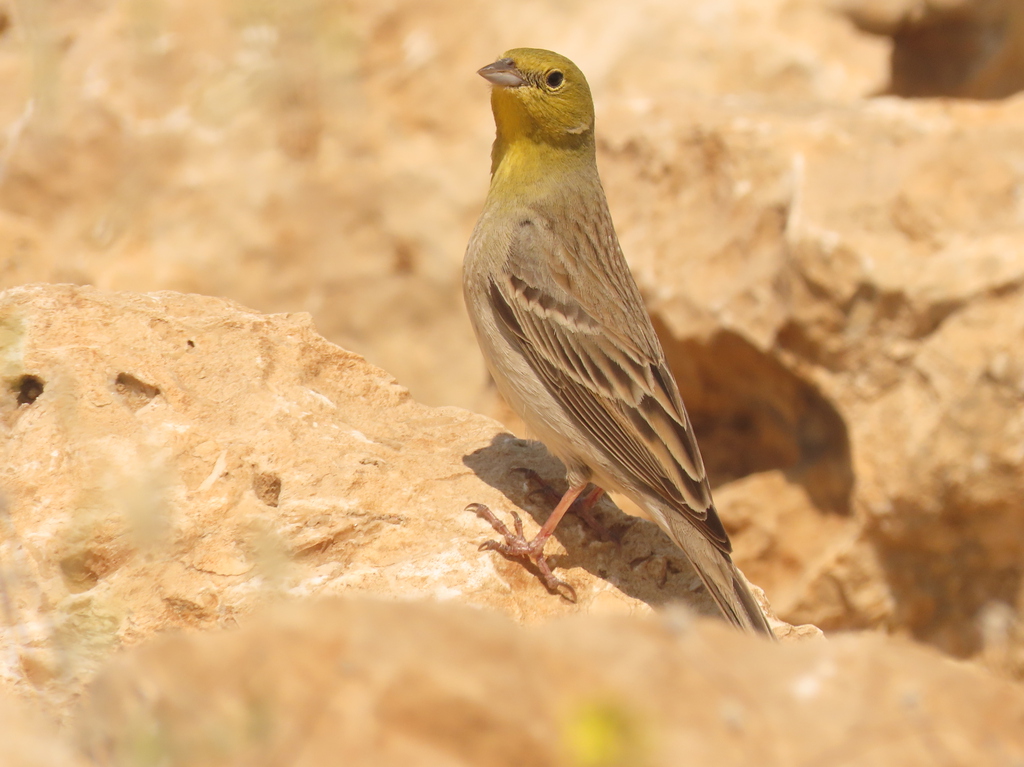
[468,502,514,538]
[535,556,577,602]
[465,501,575,601]
[511,510,525,539]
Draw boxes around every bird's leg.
[467,482,588,601]
[570,486,608,540]
[513,468,610,540]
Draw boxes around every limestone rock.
[0,284,800,710]
[2,0,1023,685]
[0,0,885,411]
[78,597,1024,767]
[597,92,1024,658]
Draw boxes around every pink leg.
[467,482,588,601]
[513,469,609,539]
[571,486,609,540]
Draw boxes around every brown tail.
[665,514,776,638]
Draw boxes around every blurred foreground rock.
[0,693,85,767]
[77,598,1024,767]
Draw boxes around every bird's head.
[479,48,595,151]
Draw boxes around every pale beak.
[478,58,526,88]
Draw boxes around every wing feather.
[486,222,732,553]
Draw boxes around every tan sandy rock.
[77,597,1024,767]
[0,0,885,411]
[0,284,803,712]
[2,0,1022,679]
[597,92,1024,658]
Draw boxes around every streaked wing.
[488,219,732,554]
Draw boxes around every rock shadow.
[872,508,1024,660]
[463,433,726,617]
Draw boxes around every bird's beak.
[478,58,525,88]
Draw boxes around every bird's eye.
[545,70,564,89]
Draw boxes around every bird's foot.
[512,468,611,542]
[466,502,577,602]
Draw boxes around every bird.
[462,47,774,637]
[462,46,770,634]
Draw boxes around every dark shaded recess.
[850,4,1024,99]
[114,372,160,411]
[15,375,44,406]
[875,522,1024,659]
[253,472,282,507]
[59,551,102,593]
[651,321,853,515]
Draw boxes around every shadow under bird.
[462,47,774,637]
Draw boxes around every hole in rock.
[844,2,1024,99]
[15,375,44,406]
[889,13,1024,99]
[163,596,211,623]
[652,322,853,514]
[59,551,102,593]
[114,372,160,411]
[253,472,282,507]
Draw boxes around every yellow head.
[478,48,595,172]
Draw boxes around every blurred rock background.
[2,0,1024,760]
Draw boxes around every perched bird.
[463,48,774,636]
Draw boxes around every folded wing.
[487,216,732,555]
